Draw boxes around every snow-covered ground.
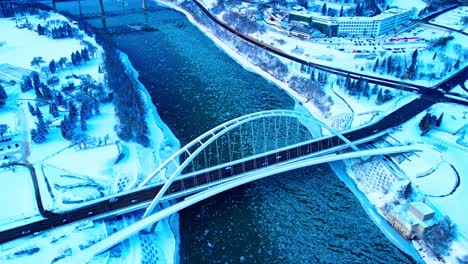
[0,10,179,264]
[430,6,468,33]
[252,22,467,87]
[384,0,427,16]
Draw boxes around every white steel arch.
[140,110,359,218]
[77,144,424,262]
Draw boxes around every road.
[0,95,437,244]
[189,0,468,97]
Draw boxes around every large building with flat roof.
[288,8,412,37]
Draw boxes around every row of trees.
[37,22,75,39]
[339,74,394,104]
[99,36,150,147]
[222,11,265,34]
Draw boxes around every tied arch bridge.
[64,109,424,261]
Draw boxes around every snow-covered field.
[0,10,179,264]
[430,6,468,33]
[384,0,427,16]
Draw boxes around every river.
[56,1,415,263]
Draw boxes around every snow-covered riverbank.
[118,52,180,264]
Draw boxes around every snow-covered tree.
[80,115,87,131]
[49,59,56,74]
[68,102,78,123]
[0,124,8,137]
[31,128,46,143]
[56,91,65,106]
[0,83,7,107]
[49,103,59,118]
[60,115,74,140]
[30,57,45,68]
[22,75,33,92]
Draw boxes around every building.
[388,201,436,239]
[409,201,435,221]
[288,8,412,37]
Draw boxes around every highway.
[189,0,468,96]
[0,96,436,244]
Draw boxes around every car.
[88,211,94,216]
[223,166,232,175]
[373,129,379,133]
[131,199,139,204]
[21,230,31,235]
[109,197,118,203]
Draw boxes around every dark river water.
[56,1,414,263]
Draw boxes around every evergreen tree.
[412,49,419,65]
[80,102,92,120]
[376,89,383,104]
[419,113,436,132]
[35,106,43,120]
[436,113,444,127]
[31,71,41,89]
[31,128,46,143]
[81,48,90,62]
[22,75,33,92]
[321,3,327,15]
[386,55,393,74]
[355,3,361,16]
[381,58,386,69]
[339,5,344,17]
[68,102,78,123]
[373,58,379,72]
[49,103,59,118]
[75,51,82,64]
[34,84,43,98]
[58,57,67,69]
[383,89,393,102]
[0,84,7,107]
[432,52,437,60]
[37,113,48,135]
[28,102,36,116]
[41,84,53,100]
[454,59,460,70]
[80,115,87,131]
[310,69,316,81]
[49,59,56,74]
[56,91,65,106]
[344,73,351,88]
[71,52,77,66]
[60,115,74,140]
[93,101,100,115]
[37,24,45,35]
[55,91,66,106]
[372,84,378,95]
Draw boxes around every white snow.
[0,166,39,226]
[431,6,468,33]
[0,10,180,264]
[386,0,427,16]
